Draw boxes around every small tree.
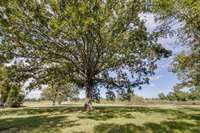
[5,84,25,107]
[117,87,135,101]
[0,66,25,107]
[158,92,166,100]
[41,86,57,106]
[0,80,10,106]
[41,83,78,105]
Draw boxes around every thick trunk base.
[52,101,56,106]
[84,101,93,111]
[84,81,93,110]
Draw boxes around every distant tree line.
[158,88,200,101]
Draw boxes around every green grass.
[0,102,200,133]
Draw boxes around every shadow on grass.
[190,114,200,121]
[1,106,200,132]
[78,108,135,120]
[0,106,83,116]
[78,106,187,121]
[0,106,188,119]
[94,121,200,133]
[0,115,79,133]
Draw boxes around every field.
[0,101,200,133]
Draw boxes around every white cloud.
[149,75,163,81]
[149,83,155,87]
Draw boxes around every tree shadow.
[94,120,200,133]
[0,115,79,133]
[190,114,200,121]
[94,123,143,133]
[78,107,135,120]
[78,106,186,121]
[91,107,200,132]
[182,107,200,112]
[0,106,187,120]
[1,106,200,132]
[144,121,199,132]
[0,106,83,116]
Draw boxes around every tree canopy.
[0,0,170,104]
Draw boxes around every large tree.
[154,0,200,94]
[0,0,170,108]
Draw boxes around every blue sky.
[135,54,180,98]
[133,13,184,98]
[26,13,185,99]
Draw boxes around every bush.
[128,95,145,104]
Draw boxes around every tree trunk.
[0,100,5,108]
[52,94,57,106]
[58,100,62,105]
[84,81,93,110]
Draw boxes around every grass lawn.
[0,102,200,133]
